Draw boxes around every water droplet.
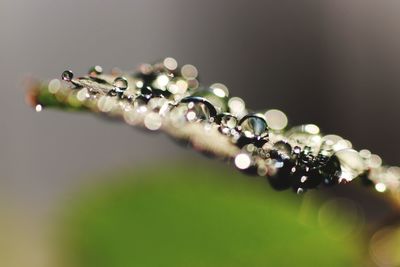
[113,77,128,92]
[273,141,292,159]
[296,188,305,194]
[141,86,153,99]
[62,70,73,81]
[210,83,229,98]
[178,96,217,122]
[217,113,238,130]
[88,65,103,77]
[334,149,366,182]
[192,88,228,112]
[228,97,245,117]
[239,113,268,139]
[35,104,43,112]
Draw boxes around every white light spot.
[186,111,197,121]
[76,88,89,101]
[163,57,178,71]
[212,88,226,98]
[235,153,251,170]
[136,80,144,88]
[48,79,61,94]
[304,124,320,135]
[35,104,42,112]
[156,74,170,87]
[144,112,162,131]
[181,64,198,79]
[228,97,245,116]
[265,109,288,131]
[210,83,229,97]
[375,183,387,193]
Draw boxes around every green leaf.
[57,163,362,267]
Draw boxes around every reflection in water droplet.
[239,114,268,139]
[210,83,229,98]
[178,97,217,122]
[62,70,73,81]
[113,77,128,92]
[217,113,238,130]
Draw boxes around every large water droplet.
[239,113,268,139]
[334,149,366,182]
[178,96,217,122]
[62,70,73,81]
[192,87,228,112]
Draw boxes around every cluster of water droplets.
[33,57,400,195]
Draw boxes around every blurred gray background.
[1,0,400,265]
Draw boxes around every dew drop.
[216,113,237,133]
[178,96,217,122]
[35,104,43,112]
[88,65,103,77]
[239,113,268,139]
[62,70,73,81]
[113,77,128,91]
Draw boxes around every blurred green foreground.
[57,163,363,267]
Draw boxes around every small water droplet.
[297,188,305,194]
[35,104,43,112]
[88,65,103,77]
[62,70,73,81]
[112,77,128,97]
[216,113,237,134]
[113,77,128,91]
